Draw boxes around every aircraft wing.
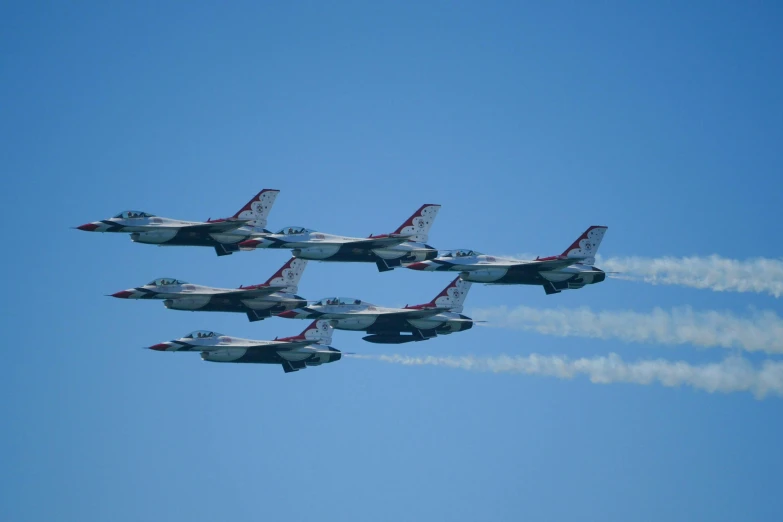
[345,235,413,249]
[219,286,284,299]
[385,308,451,319]
[178,219,252,234]
[269,340,317,350]
[235,340,315,352]
[510,257,582,272]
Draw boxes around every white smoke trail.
[349,353,783,399]
[471,305,783,354]
[597,255,783,298]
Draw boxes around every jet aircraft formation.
[77,188,609,373]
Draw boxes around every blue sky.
[2,2,783,520]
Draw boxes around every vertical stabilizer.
[299,320,334,345]
[232,189,281,229]
[263,257,308,293]
[561,226,608,265]
[393,204,441,242]
[426,276,472,313]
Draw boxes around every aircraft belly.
[293,244,342,260]
[461,267,510,283]
[372,247,407,260]
[241,298,275,311]
[373,247,432,263]
[234,352,279,364]
[209,232,247,244]
[334,316,377,330]
[407,317,444,330]
[539,271,573,283]
[156,233,223,247]
[278,350,312,362]
[164,295,213,310]
[202,348,250,362]
[130,228,180,244]
[309,245,376,262]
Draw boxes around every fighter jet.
[75,188,280,256]
[238,204,441,272]
[146,320,341,373]
[109,257,308,322]
[406,226,608,295]
[276,276,474,344]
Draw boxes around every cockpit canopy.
[184,330,222,339]
[113,210,155,219]
[441,249,482,258]
[315,297,366,306]
[275,226,312,236]
[147,278,187,286]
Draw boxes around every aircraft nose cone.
[276,310,299,318]
[406,262,430,271]
[77,223,99,231]
[111,290,133,299]
[148,343,170,351]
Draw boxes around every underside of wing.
[387,308,449,319]
[510,258,581,272]
[269,340,316,351]
[348,236,412,249]
[182,220,251,234]
[220,286,283,299]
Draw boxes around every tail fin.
[392,204,441,242]
[561,226,608,265]
[232,189,280,229]
[263,257,308,292]
[427,276,472,313]
[300,320,333,345]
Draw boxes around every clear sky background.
[2,2,783,521]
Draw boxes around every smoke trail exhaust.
[348,353,783,399]
[471,305,783,354]
[598,255,783,297]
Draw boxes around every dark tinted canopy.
[275,226,312,235]
[113,210,155,219]
[147,278,187,286]
[184,330,222,339]
[441,249,482,258]
[315,297,366,306]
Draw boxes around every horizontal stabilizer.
[375,257,403,272]
[246,309,273,322]
[214,243,241,256]
[282,359,306,373]
[543,281,568,295]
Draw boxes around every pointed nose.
[148,343,170,351]
[111,290,134,299]
[276,310,299,318]
[239,239,261,249]
[77,222,99,232]
[406,262,430,271]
